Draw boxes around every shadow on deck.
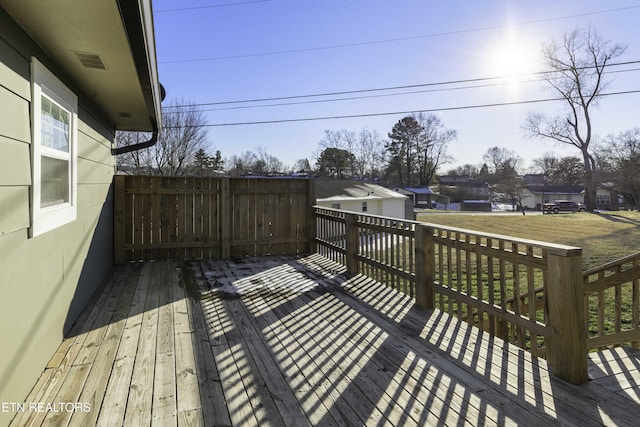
[10,254,640,426]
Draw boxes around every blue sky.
[153,0,640,171]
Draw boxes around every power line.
[162,66,640,114]
[161,61,640,111]
[155,0,271,13]
[162,75,512,109]
[165,81,519,114]
[162,89,640,128]
[159,5,640,64]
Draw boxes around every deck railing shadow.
[185,254,636,425]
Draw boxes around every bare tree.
[355,128,386,180]
[604,128,640,209]
[226,148,284,177]
[115,99,209,176]
[254,147,284,175]
[293,158,312,174]
[482,147,523,176]
[414,112,455,186]
[226,151,258,177]
[531,152,560,175]
[524,26,626,210]
[447,164,480,177]
[482,147,524,208]
[115,130,153,174]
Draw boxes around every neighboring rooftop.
[315,180,407,201]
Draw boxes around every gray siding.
[0,9,115,425]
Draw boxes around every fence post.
[221,178,231,259]
[308,180,317,254]
[113,175,126,264]
[546,248,588,384]
[345,212,359,275]
[415,224,435,309]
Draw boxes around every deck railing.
[583,252,640,350]
[314,206,588,384]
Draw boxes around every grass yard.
[416,210,640,270]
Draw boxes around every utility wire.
[155,0,271,13]
[159,5,640,64]
[164,81,521,114]
[162,66,640,114]
[162,61,640,111]
[162,89,640,128]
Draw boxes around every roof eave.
[116,0,162,132]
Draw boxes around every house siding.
[0,9,115,424]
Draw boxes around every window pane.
[41,156,69,207]
[41,96,70,152]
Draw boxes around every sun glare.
[485,31,538,87]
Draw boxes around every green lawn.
[416,211,640,270]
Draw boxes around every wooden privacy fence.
[114,176,315,262]
[314,206,588,384]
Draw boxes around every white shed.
[315,180,410,219]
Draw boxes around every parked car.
[541,200,586,214]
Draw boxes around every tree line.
[446,138,640,210]
[116,108,458,187]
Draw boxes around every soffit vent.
[73,51,107,70]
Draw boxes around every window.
[30,58,78,236]
[362,201,368,212]
[596,194,610,206]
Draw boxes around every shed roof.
[315,180,407,202]
[401,187,434,195]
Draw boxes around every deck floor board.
[9,255,640,426]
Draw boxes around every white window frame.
[30,58,78,237]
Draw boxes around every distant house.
[393,186,451,209]
[521,185,584,210]
[522,183,619,211]
[0,2,162,422]
[315,180,411,219]
[594,184,620,211]
[438,175,490,201]
[393,186,434,208]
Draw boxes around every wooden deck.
[10,254,640,426]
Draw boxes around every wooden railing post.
[546,248,588,384]
[415,224,435,309]
[345,212,359,275]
